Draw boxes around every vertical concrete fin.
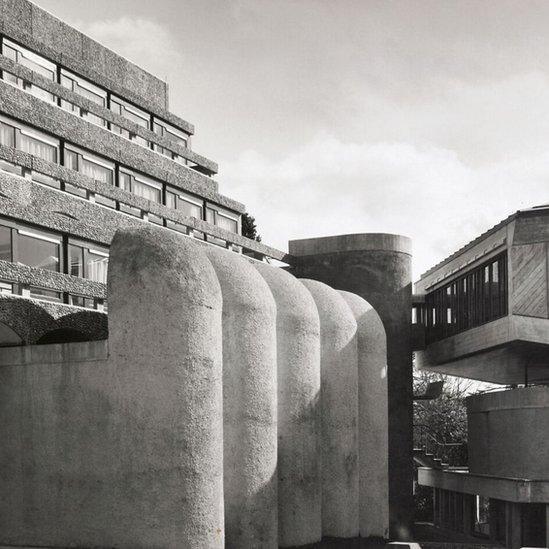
[300,278,359,539]
[107,225,225,548]
[339,290,389,539]
[206,247,278,549]
[255,262,322,548]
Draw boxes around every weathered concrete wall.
[301,279,359,540]
[206,247,278,549]
[467,385,549,479]
[0,226,226,548]
[255,262,322,548]
[290,233,413,540]
[340,291,389,539]
[0,226,394,547]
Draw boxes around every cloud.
[223,133,549,280]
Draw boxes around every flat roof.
[418,204,549,280]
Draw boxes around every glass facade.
[424,252,508,344]
[0,218,109,305]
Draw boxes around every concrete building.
[0,0,288,347]
[414,205,549,548]
[0,1,417,546]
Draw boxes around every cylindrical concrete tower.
[255,262,322,548]
[206,248,278,549]
[340,291,389,539]
[300,279,359,540]
[290,234,413,539]
[108,226,224,548]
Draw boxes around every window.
[60,69,107,127]
[166,187,202,218]
[205,205,240,234]
[17,228,60,272]
[2,39,56,80]
[110,95,150,146]
[119,169,162,203]
[425,252,508,344]
[64,145,114,185]
[68,239,109,284]
[152,118,190,160]
[0,224,12,262]
[19,129,57,162]
[0,114,59,163]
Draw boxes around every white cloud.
[223,133,549,280]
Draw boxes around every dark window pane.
[17,231,60,271]
[68,244,83,277]
[0,225,12,261]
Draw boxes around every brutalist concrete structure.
[0,224,391,548]
[289,234,414,540]
[0,0,287,342]
[0,1,413,546]
[414,206,549,548]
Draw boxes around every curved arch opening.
[0,321,24,347]
[36,328,90,345]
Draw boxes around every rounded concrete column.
[206,248,278,549]
[108,226,224,548]
[290,234,413,539]
[255,263,322,548]
[340,291,389,539]
[300,279,359,540]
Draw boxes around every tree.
[241,213,262,242]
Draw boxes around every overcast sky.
[35,0,549,278]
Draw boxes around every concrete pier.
[207,248,278,549]
[291,234,413,540]
[256,263,322,547]
[301,279,359,540]
[340,291,389,539]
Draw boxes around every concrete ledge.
[418,467,549,503]
[0,339,108,366]
[467,385,549,413]
[0,172,287,262]
[0,82,220,196]
[0,55,214,172]
[289,233,412,257]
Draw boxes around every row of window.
[418,253,508,344]
[0,217,108,307]
[0,36,203,171]
[0,113,240,234]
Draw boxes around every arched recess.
[0,321,23,347]
[36,328,90,345]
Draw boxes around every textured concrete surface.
[0,53,215,172]
[256,262,322,548]
[0,0,194,124]
[300,279,359,540]
[467,386,549,479]
[0,169,285,262]
[0,226,225,548]
[291,234,413,541]
[207,247,278,549]
[0,293,107,344]
[0,81,219,196]
[339,291,389,540]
